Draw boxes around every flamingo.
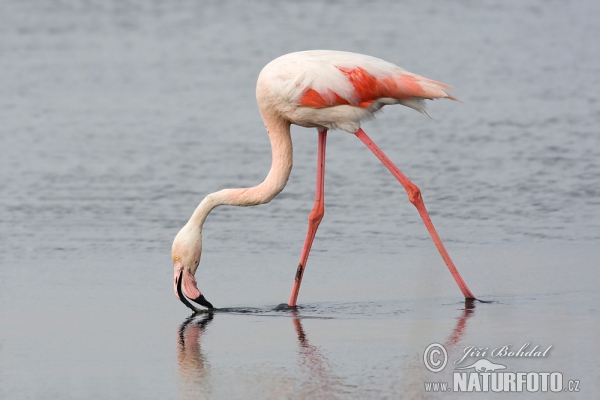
[172,50,475,311]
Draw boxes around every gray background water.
[1,0,599,398]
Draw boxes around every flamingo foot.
[274,303,297,311]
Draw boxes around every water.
[1,0,600,398]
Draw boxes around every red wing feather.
[298,66,452,109]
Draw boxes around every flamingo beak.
[174,261,214,311]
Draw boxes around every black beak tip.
[193,295,215,310]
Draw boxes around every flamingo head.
[172,224,214,311]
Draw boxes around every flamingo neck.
[189,112,293,230]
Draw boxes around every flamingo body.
[172,50,474,312]
[257,50,455,132]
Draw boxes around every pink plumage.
[256,50,456,132]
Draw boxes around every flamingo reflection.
[291,311,348,398]
[444,299,475,350]
[399,299,477,393]
[177,313,214,398]
[175,300,476,398]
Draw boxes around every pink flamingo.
[172,50,475,311]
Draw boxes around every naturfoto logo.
[423,342,581,394]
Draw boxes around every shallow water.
[1,0,600,398]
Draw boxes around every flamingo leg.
[355,128,475,299]
[288,129,327,307]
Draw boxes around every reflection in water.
[175,301,476,398]
[400,299,477,394]
[291,311,348,398]
[177,313,214,399]
[444,299,475,350]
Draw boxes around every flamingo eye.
[174,255,179,261]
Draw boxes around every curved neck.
[189,112,293,230]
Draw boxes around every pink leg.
[355,128,475,299]
[288,129,327,307]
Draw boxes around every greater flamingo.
[172,50,475,311]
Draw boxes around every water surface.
[1,0,599,398]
